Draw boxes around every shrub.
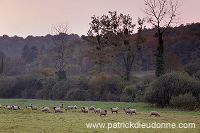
[194,70,200,80]
[88,72,121,101]
[145,72,200,106]
[120,85,138,102]
[55,70,66,80]
[0,74,43,98]
[65,64,81,76]
[65,88,88,101]
[184,62,200,76]
[170,93,198,110]
[134,90,145,102]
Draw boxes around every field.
[0,99,199,133]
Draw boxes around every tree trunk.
[155,34,165,77]
[0,58,4,74]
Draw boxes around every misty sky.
[0,0,199,37]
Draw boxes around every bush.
[134,90,145,102]
[194,70,200,80]
[55,70,66,80]
[65,88,88,101]
[145,72,200,106]
[65,64,82,76]
[120,85,138,102]
[88,72,121,101]
[170,93,198,110]
[184,62,200,76]
[0,74,43,99]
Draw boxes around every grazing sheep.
[110,107,119,113]
[42,107,50,112]
[81,107,88,113]
[89,106,95,110]
[12,106,20,110]
[94,108,101,113]
[100,110,107,116]
[67,105,77,109]
[0,105,2,108]
[123,108,137,115]
[4,105,12,109]
[31,106,38,110]
[59,104,64,108]
[80,107,84,112]
[150,111,160,117]
[54,107,61,113]
[26,104,33,109]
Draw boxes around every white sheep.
[110,107,119,113]
[12,106,20,110]
[59,104,64,108]
[26,104,32,109]
[54,107,61,113]
[94,108,101,113]
[150,111,160,117]
[100,110,107,116]
[89,106,95,110]
[4,105,12,109]
[67,105,77,109]
[123,108,137,114]
[81,107,88,113]
[31,106,38,110]
[42,107,50,112]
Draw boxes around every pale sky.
[0,0,199,38]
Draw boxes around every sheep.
[42,107,50,112]
[110,107,119,113]
[59,104,64,108]
[0,105,2,108]
[67,105,77,109]
[94,108,101,113]
[100,110,107,116]
[26,104,33,109]
[81,107,84,112]
[31,106,38,110]
[81,107,88,113]
[123,108,137,115]
[150,111,160,117]
[89,106,95,110]
[4,105,12,109]
[12,106,20,110]
[54,107,61,113]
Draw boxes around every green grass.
[0,99,199,133]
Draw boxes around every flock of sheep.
[0,104,161,117]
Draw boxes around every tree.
[22,45,31,63]
[143,0,180,77]
[83,11,146,80]
[21,45,39,63]
[30,46,39,62]
[164,52,183,72]
[51,23,70,71]
[0,51,6,74]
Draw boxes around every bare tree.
[143,0,180,77]
[51,23,70,71]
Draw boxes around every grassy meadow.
[0,99,199,133]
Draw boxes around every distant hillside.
[0,23,199,71]
[139,23,200,71]
[0,34,81,57]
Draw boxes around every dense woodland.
[0,22,199,110]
